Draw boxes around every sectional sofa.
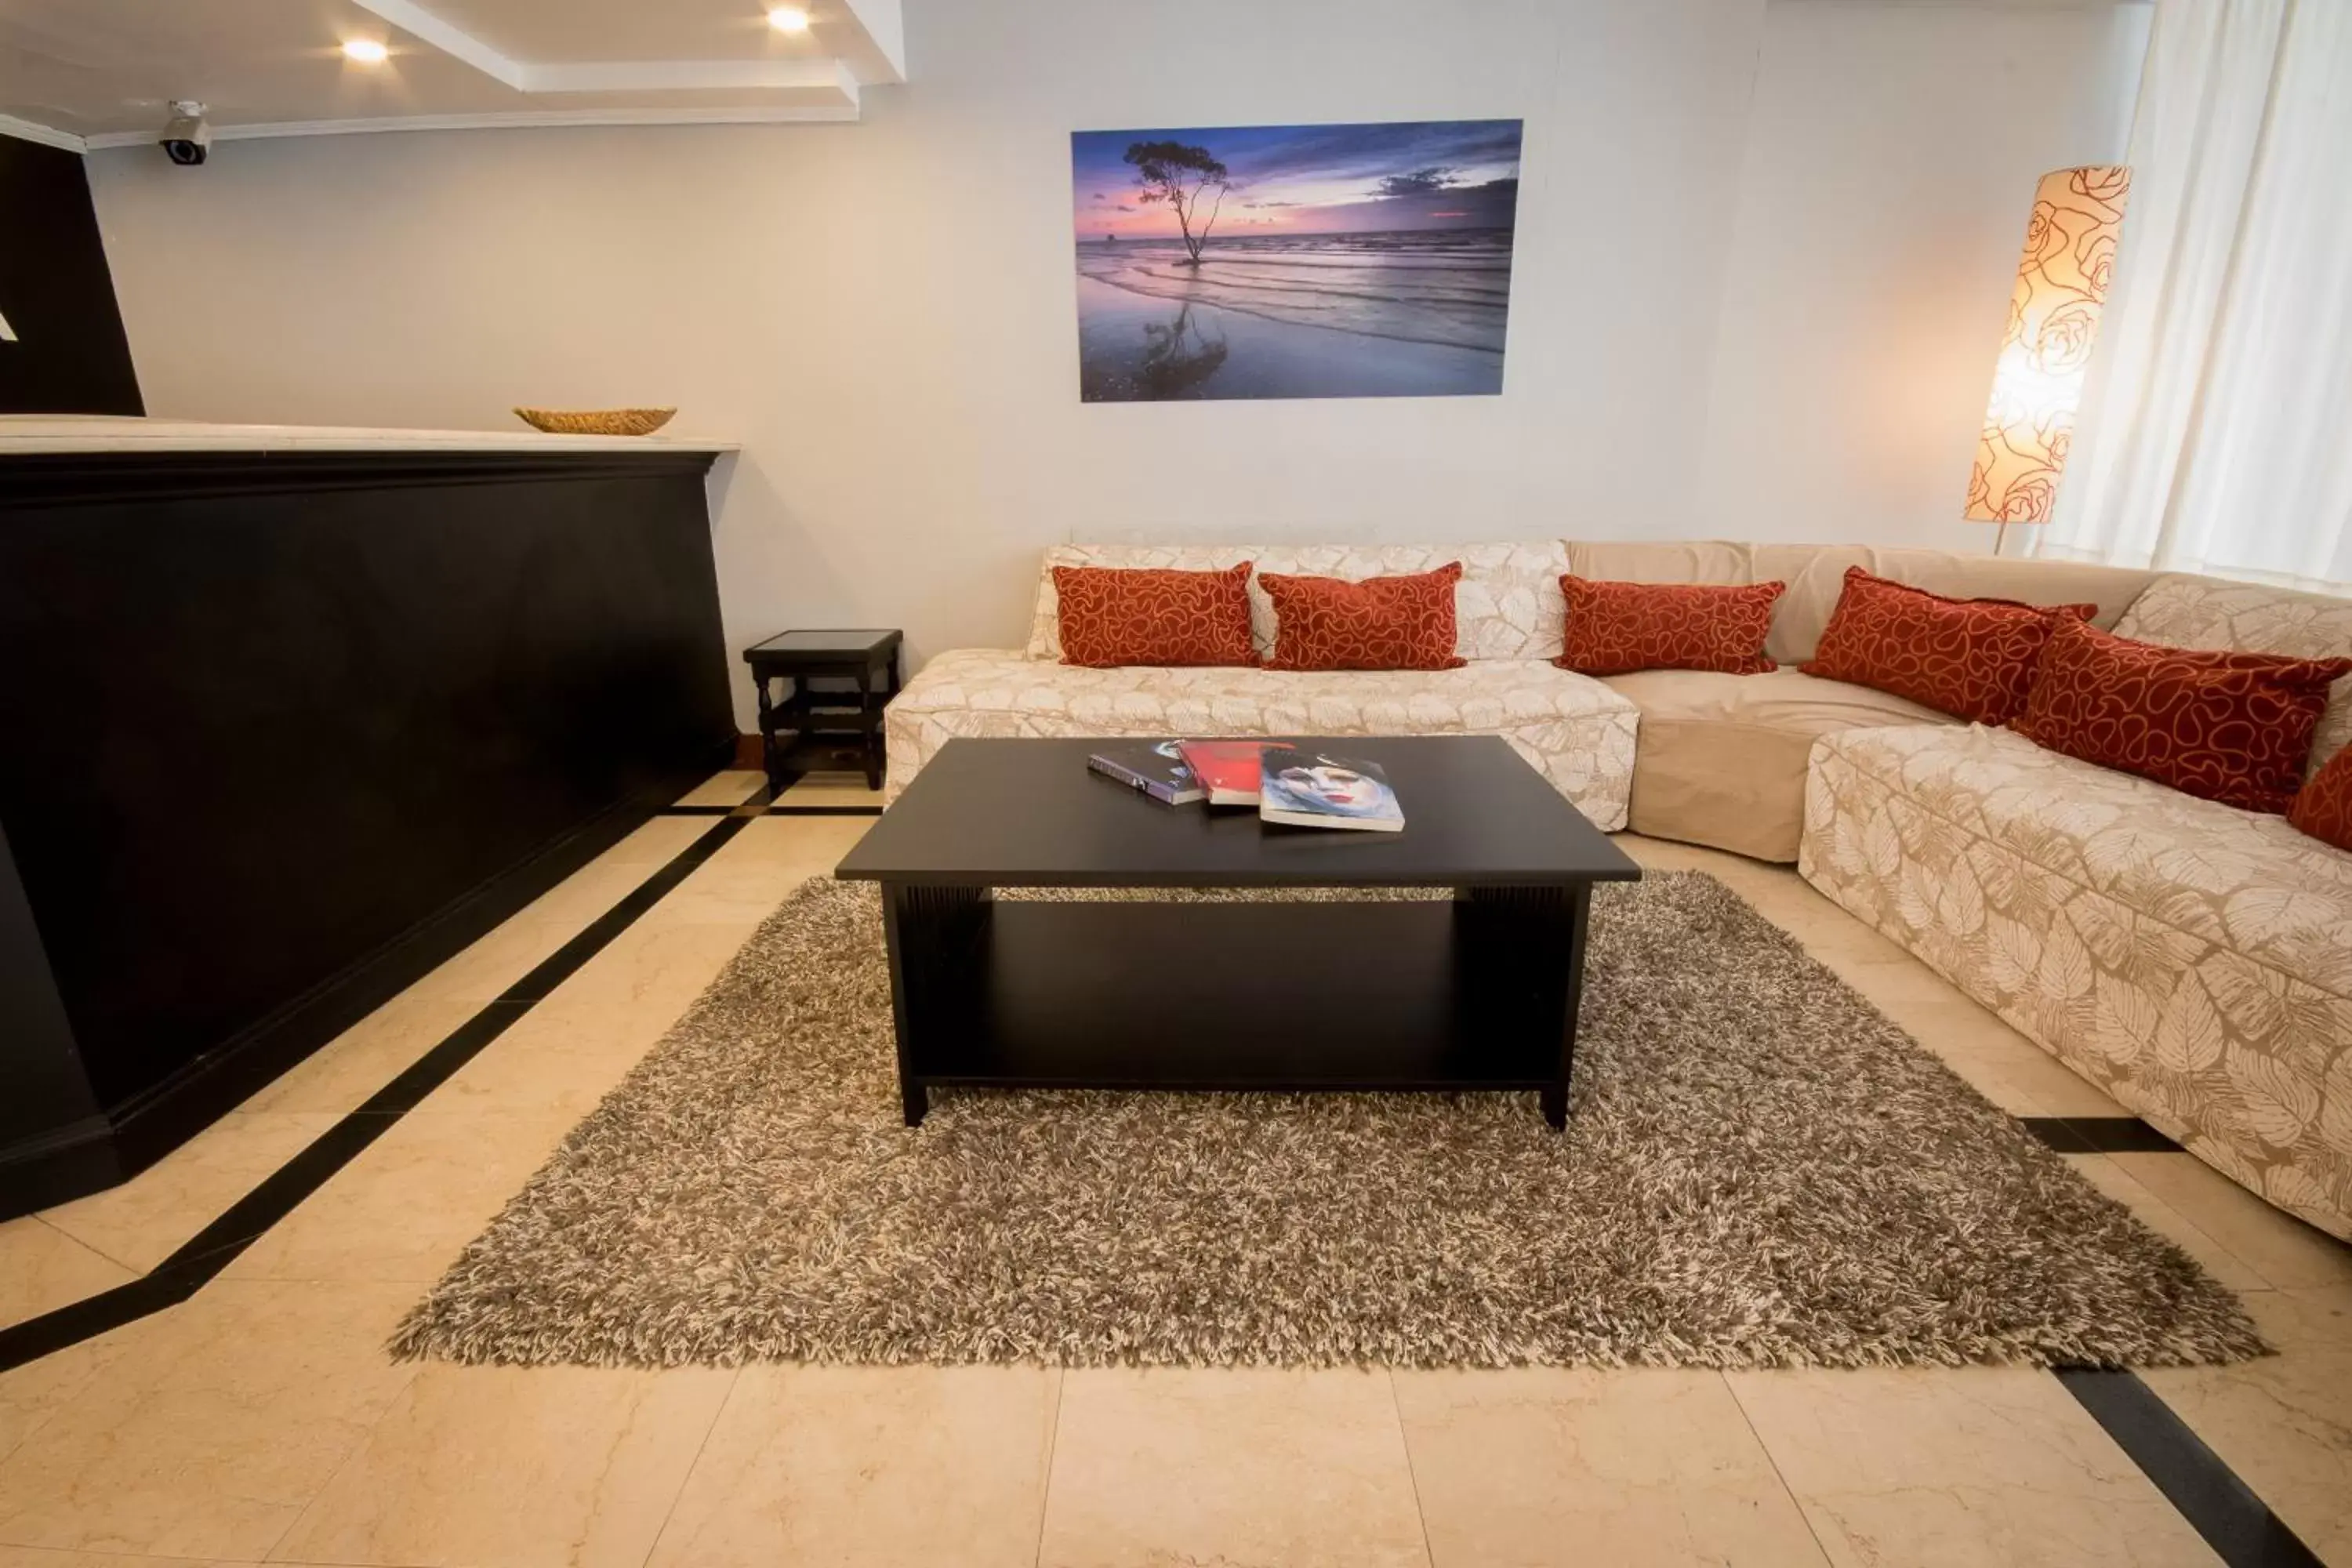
[884,541,2352,1241]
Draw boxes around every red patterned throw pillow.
[2013,619,2352,814]
[1802,567,2096,724]
[1259,563,1465,672]
[2289,746,2352,852]
[1555,575,1784,676]
[1051,561,1256,668]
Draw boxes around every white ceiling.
[0,0,904,150]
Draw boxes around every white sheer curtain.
[2041,0,2352,590]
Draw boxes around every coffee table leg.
[879,882,989,1127]
[1547,884,1594,1131]
[1459,884,1590,1131]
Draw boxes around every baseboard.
[0,1113,127,1215]
[0,745,731,1220]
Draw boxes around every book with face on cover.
[1175,739,1293,806]
[1086,740,1204,805]
[1258,749,1405,832]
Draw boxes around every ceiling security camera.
[160,101,210,166]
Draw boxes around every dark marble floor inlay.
[2057,1369,2324,1567]
[0,814,747,1374]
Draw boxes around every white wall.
[1697,0,2150,549]
[84,0,2146,727]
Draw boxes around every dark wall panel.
[0,136,143,416]
[0,450,734,1211]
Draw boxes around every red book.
[1175,739,1293,806]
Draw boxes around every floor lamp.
[1965,165,2130,556]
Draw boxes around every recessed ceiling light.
[768,6,811,33]
[342,38,389,64]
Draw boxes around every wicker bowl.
[514,406,677,437]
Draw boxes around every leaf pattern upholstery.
[884,649,1639,829]
[1802,723,2352,1241]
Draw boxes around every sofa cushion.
[884,648,1639,829]
[1260,563,1467,671]
[1596,667,1957,862]
[2013,619,2352,814]
[2114,572,2352,776]
[1801,566,2095,725]
[1026,543,1571,664]
[1557,575,1783,677]
[1757,546,2159,666]
[1800,723,2352,1240]
[2291,745,2352,853]
[1051,561,1257,668]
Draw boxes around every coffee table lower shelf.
[879,890,1592,1129]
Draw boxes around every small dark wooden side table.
[742,629,903,793]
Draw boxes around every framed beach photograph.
[1070,118,1523,403]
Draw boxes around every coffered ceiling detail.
[0,0,905,150]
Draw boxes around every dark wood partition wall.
[0,448,736,1216]
[0,136,143,416]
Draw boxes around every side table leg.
[753,673,781,798]
[878,882,989,1127]
[858,663,882,791]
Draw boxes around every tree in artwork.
[1123,140,1230,265]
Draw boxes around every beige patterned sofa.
[1801,574,2352,1242]
[884,544,1642,828]
[885,542,2352,1239]
[1572,541,2161,861]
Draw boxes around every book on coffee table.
[1086,741,1204,805]
[1258,749,1405,833]
[1177,739,1294,806]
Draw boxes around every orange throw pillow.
[1259,563,1465,672]
[1802,567,2096,724]
[2013,619,2352,814]
[1052,562,1256,668]
[2289,746,2352,851]
[1555,575,1784,677]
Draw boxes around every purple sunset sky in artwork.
[1071,120,1522,241]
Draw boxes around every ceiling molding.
[840,0,906,81]
[524,58,857,95]
[347,0,528,89]
[345,0,873,97]
[2,0,896,147]
[78,103,860,149]
[0,111,86,152]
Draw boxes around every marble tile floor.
[1,768,2347,1567]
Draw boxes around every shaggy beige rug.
[390,873,2263,1370]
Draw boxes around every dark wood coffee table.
[833,736,1640,1129]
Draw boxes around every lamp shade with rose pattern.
[1965,166,2130,541]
